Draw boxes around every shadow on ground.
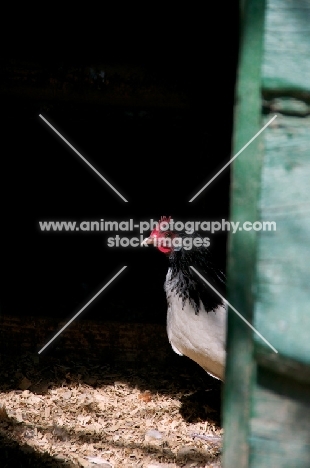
[0,351,223,466]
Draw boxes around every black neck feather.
[166,232,225,314]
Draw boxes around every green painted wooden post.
[222,1,266,466]
[223,0,264,468]
[224,0,310,467]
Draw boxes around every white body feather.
[165,268,227,381]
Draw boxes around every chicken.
[142,217,227,381]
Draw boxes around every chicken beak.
[141,236,154,246]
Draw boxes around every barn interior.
[0,7,239,466]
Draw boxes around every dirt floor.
[0,352,223,467]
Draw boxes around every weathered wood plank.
[225,0,310,466]
[249,368,310,467]
[263,0,310,93]
[247,0,310,465]
[254,114,310,364]
[222,1,266,467]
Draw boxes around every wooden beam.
[223,1,266,467]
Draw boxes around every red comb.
[159,216,171,223]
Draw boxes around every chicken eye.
[164,232,172,238]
